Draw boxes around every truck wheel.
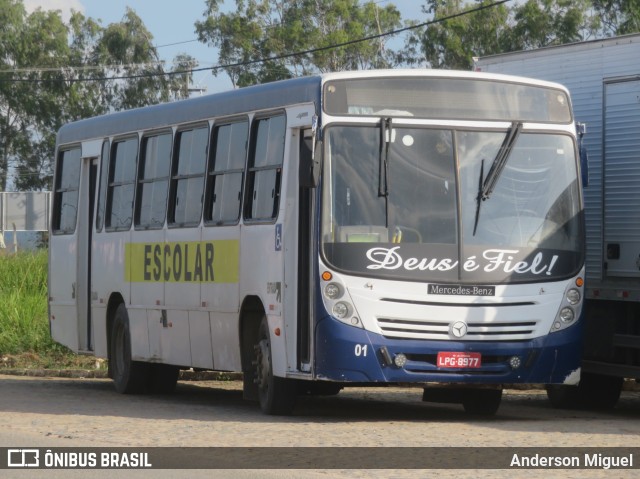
[462,388,502,416]
[254,317,296,415]
[580,373,623,410]
[545,384,581,409]
[546,373,623,410]
[110,304,149,394]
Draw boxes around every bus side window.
[95,141,109,232]
[169,125,208,227]
[244,114,285,221]
[105,137,138,231]
[135,132,172,229]
[52,147,82,234]
[205,120,248,225]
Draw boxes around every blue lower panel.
[314,316,582,384]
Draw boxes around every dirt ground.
[1,375,639,478]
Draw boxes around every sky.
[22,0,426,96]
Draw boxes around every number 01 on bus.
[49,69,585,416]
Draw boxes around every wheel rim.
[255,337,271,397]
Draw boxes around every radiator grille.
[376,317,539,341]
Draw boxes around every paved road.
[1,375,639,478]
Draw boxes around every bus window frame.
[167,122,210,229]
[52,144,82,235]
[105,135,139,233]
[243,111,287,224]
[204,116,249,227]
[94,140,110,233]
[134,128,174,231]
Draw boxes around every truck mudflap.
[314,316,583,384]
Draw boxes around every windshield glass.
[321,125,583,283]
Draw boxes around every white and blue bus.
[49,69,585,415]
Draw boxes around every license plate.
[437,352,482,368]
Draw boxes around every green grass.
[0,250,98,369]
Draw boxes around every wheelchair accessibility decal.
[275,224,282,251]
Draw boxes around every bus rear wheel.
[149,364,180,394]
[254,317,296,415]
[110,304,149,394]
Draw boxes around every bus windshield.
[321,125,583,283]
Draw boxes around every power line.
[155,39,200,49]
[1,0,511,84]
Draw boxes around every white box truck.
[476,34,640,408]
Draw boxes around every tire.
[110,304,149,394]
[545,384,581,409]
[462,388,502,416]
[546,373,623,410]
[580,373,623,410]
[149,364,180,394]
[254,317,296,415]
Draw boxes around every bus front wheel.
[254,317,296,415]
[110,304,149,394]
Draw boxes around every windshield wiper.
[379,117,392,228]
[473,121,523,235]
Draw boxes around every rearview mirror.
[576,123,588,188]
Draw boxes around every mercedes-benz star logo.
[450,321,468,338]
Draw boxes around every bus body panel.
[313,264,584,384]
[281,104,317,372]
[314,313,582,384]
[49,226,79,350]
[127,306,151,362]
[50,146,95,353]
[91,305,108,358]
[130,230,166,308]
[209,312,242,371]
[343,275,575,342]
[239,213,286,376]
[188,310,214,370]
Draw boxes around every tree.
[592,0,640,35]
[0,3,196,191]
[405,0,511,70]
[507,0,596,51]
[0,0,69,191]
[405,0,602,70]
[195,0,402,88]
[92,8,172,111]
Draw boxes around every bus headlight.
[566,289,580,305]
[333,302,351,319]
[320,266,363,328]
[559,307,575,323]
[324,283,343,300]
[550,271,584,334]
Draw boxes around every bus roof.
[56,69,568,145]
[57,74,322,145]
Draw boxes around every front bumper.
[314,315,582,384]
